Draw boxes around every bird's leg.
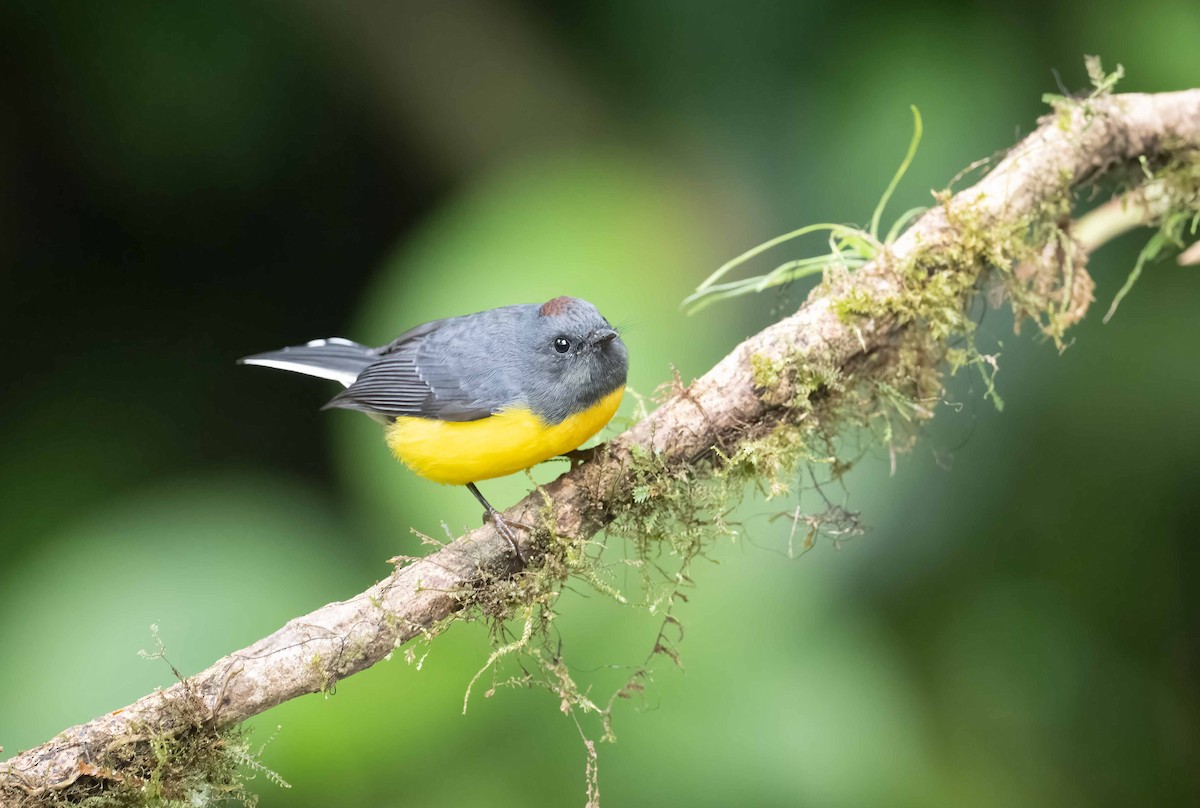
[466,483,525,564]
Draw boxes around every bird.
[239,296,628,562]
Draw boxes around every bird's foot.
[466,482,528,564]
[561,445,598,470]
[486,510,526,565]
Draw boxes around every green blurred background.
[2,1,1198,805]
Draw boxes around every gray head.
[519,296,628,424]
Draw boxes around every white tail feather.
[240,357,360,387]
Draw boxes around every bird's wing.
[322,318,512,421]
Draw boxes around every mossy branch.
[3,87,1199,806]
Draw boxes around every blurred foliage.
[1,1,1198,806]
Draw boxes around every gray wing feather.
[323,311,526,421]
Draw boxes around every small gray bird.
[240,296,629,561]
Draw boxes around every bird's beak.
[591,328,618,346]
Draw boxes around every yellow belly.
[384,386,624,485]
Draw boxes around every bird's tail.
[239,338,375,388]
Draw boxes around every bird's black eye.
[553,337,571,353]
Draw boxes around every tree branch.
[4,88,1199,805]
